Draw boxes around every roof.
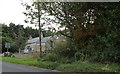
[26,35,66,44]
[27,36,51,44]
[36,36,51,44]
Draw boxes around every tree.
[22,2,104,49]
[22,2,120,63]
[2,37,13,53]
[1,23,39,53]
[42,29,55,37]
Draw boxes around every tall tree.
[2,23,39,53]
[22,2,104,48]
[22,2,120,63]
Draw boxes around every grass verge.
[56,61,120,72]
[0,57,2,61]
[1,57,120,72]
[1,56,59,70]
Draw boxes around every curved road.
[1,62,57,72]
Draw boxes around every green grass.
[2,56,37,65]
[0,57,2,61]
[1,57,120,72]
[1,57,59,70]
[56,61,120,72]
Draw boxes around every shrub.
[59,57,71,64]
[54,40,76,58]
[56,61,103,72]
[75,51,85,61]
[44,52,59,62]
[3,52,15,57]
[38,61,59,70]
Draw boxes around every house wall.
[25,43,46,52]
[35,43,46,52]
[25,35,66,53]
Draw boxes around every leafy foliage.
[1,23,39,53]
[22,2,120,63]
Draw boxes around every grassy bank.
[1,57,120,72]
[0,57,2,61]
[1,57,59,70]
[57,61,120,72]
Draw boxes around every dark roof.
[27,35,65,44]
[27,36,51,44]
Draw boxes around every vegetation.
[23,2,120,64]
[1,23,55,53]
[1,23,38,53]
[1,57,120,72]
[1,57,59,70]
[1,2,120,72]
[57,61,120,72]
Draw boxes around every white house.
[25,33,66,53]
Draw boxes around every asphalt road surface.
[1,62,63,74]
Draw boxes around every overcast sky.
[0,0,37,28]
[0,0,61,30]
[0,0,119,30]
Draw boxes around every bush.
[53,40,76,58]
[56,60,120,72]
[76,37,120,64]
[93,49,120,63]
[59,57,71,64]
[38,60,59,70]
[44,52,59,62]
[75,51,85,61]
[3,52,15,57]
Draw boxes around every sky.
[0,0,118,30]
[0,0,37,29]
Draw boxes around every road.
[0,62,80,74]
[1,62,57,72]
